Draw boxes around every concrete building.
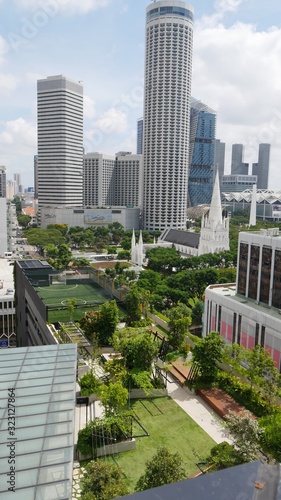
[0,259,16,348]
[0,199,8,257]
[40,206,141,231]
[214,139,225,190]
[252,143,270,190]
[231,144,249,175]
[203,227,281,370]
[37,75,83,209]
[222,189,281,220]
[142,0,194,231]
[115,152,143,207]
[221,174,257,193]
[188,99,216,207]
[137,117,143,155]
[34,154,38,199]
[83,152,143,209]
[83,153,115,207]
[0,166,6,198]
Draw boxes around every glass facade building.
[0,344,77,499]
[188,99,216,207]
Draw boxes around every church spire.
[208,169,222,225]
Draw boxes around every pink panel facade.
[241,332,248,348]
[221,321,227,339]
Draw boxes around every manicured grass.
[102,397,216,493]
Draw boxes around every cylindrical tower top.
[146,0,194,21]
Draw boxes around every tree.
[66,298,76,321]
[246,344,278,391]
[186,297,204,326]
[57,243,72,267]
[165,303,191,350]
[92,300,119,346]
[192,331,225,382]
[81,460,128,500]
[208,441,244,470]
[136,447,186,491]
[45,243,59,258]
[17,214,31,228]
[47,223,68,236]
[125,288,142,324]
[115,329,157,372]
[99,382,128,416]
[225,410,264,462]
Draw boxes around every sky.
[0,0,281,189]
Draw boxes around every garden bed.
[198,387,247,419]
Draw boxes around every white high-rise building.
[143,1,194,231]
[37,75,83,209]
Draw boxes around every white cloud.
[93,107,128,134]
[84,95,96,119]
[193,18,281,187]
[16,0,111,15]
[0,73,19,95]
[0,118,36,150]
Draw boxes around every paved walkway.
[166,376,232,444]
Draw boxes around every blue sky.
[0,0,281,189]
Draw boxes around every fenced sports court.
[35,282,113,322]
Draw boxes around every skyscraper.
[188,98,216,207]
[137,118,143,155]
[37,75,83,209]
[231,144,249,175]
[143,1,194,231]
[252,143,270,189]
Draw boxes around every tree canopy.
[81,460,128,500]
[136,446,186,491]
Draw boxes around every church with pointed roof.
[131,171,230,265]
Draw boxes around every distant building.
[0,166,6,198]
[222,189,281,220]
[137,118,143,155]
[231,144,249,175]
[40,206,141,231]
[252,143,270,189]
[188,99,217,207]
[37,75,84,209]
[0,259,15,348]
[221,174,257,193]
[34,154,38,198]
[214,139,225,188]
[83,152,143,208]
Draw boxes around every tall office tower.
[34,155,38,199]
[188,98,216,206]
[13,173,22,195]
[37,75,83,208]
[0,166,6,197]
[137,118,143,155]
[252,143,270,190]
[214,139,225,189]
[115,152,143,207]
[83,153,116,207]
[231,144,249,175]
[143,1,194,231]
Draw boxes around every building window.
[260,325,265,348]
[232,313,237,343]
[255,323,259,346]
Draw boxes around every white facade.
[0,259,16,347]
[115,153,143,207]
[83,152,143,208]
[0,199,7,257]
[198,170,229,255]
[83,153,115,207]
[40,206,141,231]
[143,1,194,231]
[37,75,83,208]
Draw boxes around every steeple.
[249,184,257,227]
[208,169,222,225]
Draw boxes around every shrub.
[79,371,101,397]
[216,371,272,417]
[260,411,281,461]
[208,441,245,470]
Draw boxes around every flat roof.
[0,344,77,499]
[0,259,15,298]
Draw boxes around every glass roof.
[0,344,77,499]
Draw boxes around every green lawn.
[102,397,216,493]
